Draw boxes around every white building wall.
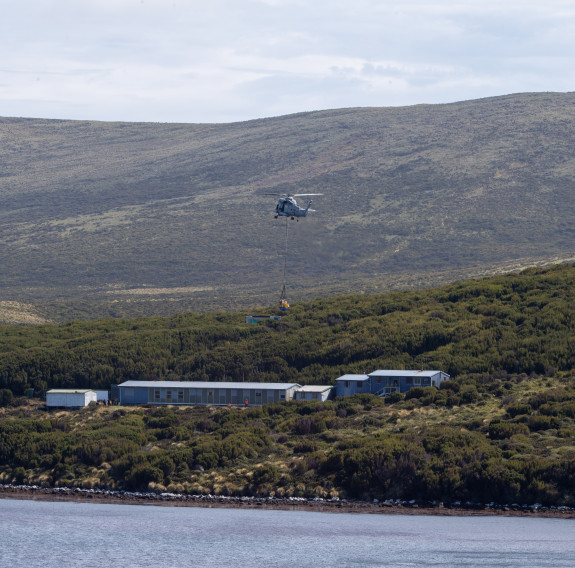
[294,387,333,402]
[430,372,450,387]
[86,391,98,405]
[46,391,97,407]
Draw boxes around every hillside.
[2,265,575,506]
[2,92,575,322]
[1,263,575,397]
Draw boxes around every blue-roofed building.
[333,374,371,397]
[334,370,449,398]
[118,380,301,406]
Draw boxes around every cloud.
[0,0,574,122]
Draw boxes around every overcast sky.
[2,0,574,123]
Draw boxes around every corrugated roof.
[118,380,301,390]
[296,385,333,392]
[368,370,444,377]
[47,389,95,394]
[334,374,370,382]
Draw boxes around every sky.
[1,0,574,124]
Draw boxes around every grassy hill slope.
[2,92,575,321]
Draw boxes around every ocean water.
[1,498,574,568]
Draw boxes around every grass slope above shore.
[1,369,575,508]
[1,264,575,506]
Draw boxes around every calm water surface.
[1,498,574,567]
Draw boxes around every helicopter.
[265,193,323,220]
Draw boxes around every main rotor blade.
[293,193,323,197]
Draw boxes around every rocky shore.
[1,484,574,518]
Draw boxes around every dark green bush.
[125,462,163,490]
[488,421,530,439]
[404,387,428,400]
[506,404,532,418]
[0,389,14,407]
[385,391,404,404]
[527,415,559,432]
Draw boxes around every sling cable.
[279,217,289,311]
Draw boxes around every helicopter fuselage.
[274,196,312,218]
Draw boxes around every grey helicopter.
[265,193,323,220]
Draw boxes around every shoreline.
[1,485,574,518]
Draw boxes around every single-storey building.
[335,370,450,398]
[293,385,334,402]
[333,374,371,397]
[118,380,301,406]
[46,389,98,408]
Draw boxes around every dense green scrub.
[1,264,575,396]
[1,264,575,505]
[1,372,574,505]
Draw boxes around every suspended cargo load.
[279,284,289,311]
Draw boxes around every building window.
[344,381,350,388]
[280,394,285,399]
[414,378,421,386]
[154,390,160,401]
[406,377,413,385]
[357,382,362,389]
[166,390,172,400]
[178,390,184,402]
